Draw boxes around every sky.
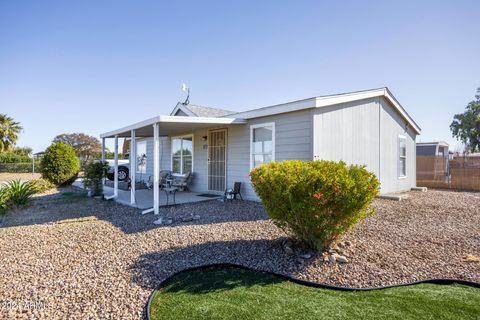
[1,0,479,153]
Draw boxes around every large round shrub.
[250,160,380,251]
[41,142,80,185]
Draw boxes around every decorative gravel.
[0,172,41,183]
[0,189,478,319]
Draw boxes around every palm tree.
[0,114,23,152]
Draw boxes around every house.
[100,87,421,214]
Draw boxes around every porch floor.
[72,179,222,209]
[102,185,222,209]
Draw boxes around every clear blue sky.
[1,0,478,152]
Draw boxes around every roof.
[417,141,449,147]
[100,115,246,138]
[228,87,421,134]
[101,87,421,138]
[171,103,235,117]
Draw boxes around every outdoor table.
[163,187,178,206]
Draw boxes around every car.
[106,159,130,181]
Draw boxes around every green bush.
[0,185,10,214]
[0,151,31,163]
[250,160,380,251]
[83,161,109,196]
[41,142,80,185]
[29,178,56,194]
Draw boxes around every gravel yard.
[0,172,41,182]
[0,189,479,319]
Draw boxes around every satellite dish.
[181,83,190,105]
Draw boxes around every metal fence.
[0,161,41,173]
[417,156,480,191]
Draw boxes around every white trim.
[130,129,136,205]
[230,88,421,135]
[207,128,228,192]
[170,134,194,175]
[170,103,197,117]
[398,134,407,179]
[100,116,246,138]
[250,122,276,170]
[113,135,119,198]
[153,123,160,215]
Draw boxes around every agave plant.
[5,179,35,205]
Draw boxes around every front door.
[208,129,227,191]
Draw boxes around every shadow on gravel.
[129,238,314,290]
[0,190,269,234]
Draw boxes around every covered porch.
[100,114,246,214]
[101,185,221,209]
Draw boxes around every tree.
[53,133,101,161]
[0,114,23,152]
[450,88,480,153]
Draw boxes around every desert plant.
[250,160,380,251]
[5,179,35,205]
[29,178,56,194]
[41,142,80,185]
[83,161,109,196]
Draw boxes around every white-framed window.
[398,135,407,178]
[171,135,193,174]
[136,140,147,174]
[250,122,275,169]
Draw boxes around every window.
[398,135,406,178]
[250,122,275,169]
[171,136,193,174]
[136,140,147,174]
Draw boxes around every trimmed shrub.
[29,178,56,194]
[83,161,109,196]
[41,142,80,185]
[250,160,380,250]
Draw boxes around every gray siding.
[227,109,314,200]
[379,97,416,193]
[313,96,416,194]
[139,97,416,198]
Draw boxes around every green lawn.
[149,266,480,320]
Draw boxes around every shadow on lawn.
[129,238,314,291]
[0,188,269,234]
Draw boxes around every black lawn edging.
[144,262,480,319]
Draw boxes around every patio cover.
[99,115,247,215]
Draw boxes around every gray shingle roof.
[183,104,236,117]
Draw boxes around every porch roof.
[100,115,247,138]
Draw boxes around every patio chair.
[224,182,243,201]
[171,172,193,191]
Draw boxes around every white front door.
[208,129,227,191]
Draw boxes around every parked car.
[106,159,129,181]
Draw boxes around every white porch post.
[153,123,160,215]
[113,135,119,198]
[101,138,105,186]
[130,130,136,205]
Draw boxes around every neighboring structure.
[100,87,421,214]
[416,141,449,183]
[416,141,449,157]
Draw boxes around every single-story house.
[100,87,421,214]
